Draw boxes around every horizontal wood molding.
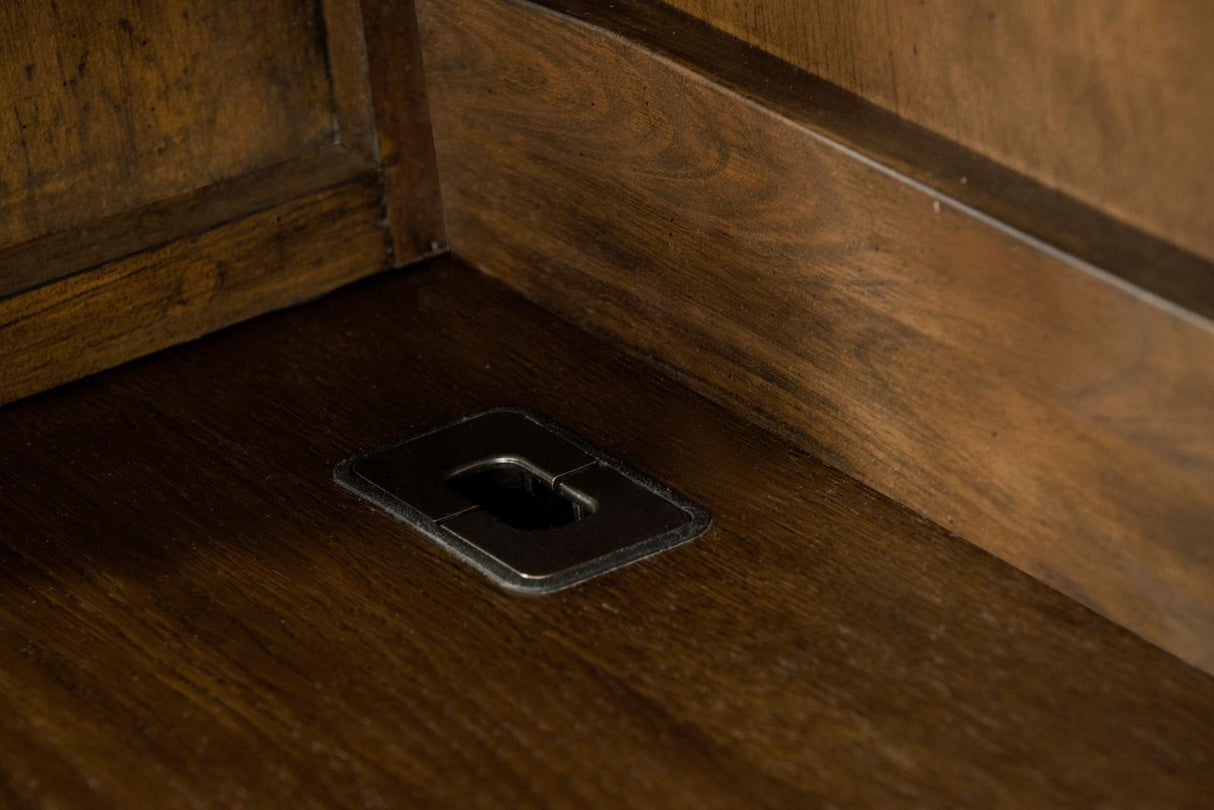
[495,0,1214,322]
[0,172,386,405]
[0,145,375,300]
[663,0,1214,263]
[416,0,1214,670]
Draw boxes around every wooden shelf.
[1,257,1210,807]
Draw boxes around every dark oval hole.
[447,458,595,531]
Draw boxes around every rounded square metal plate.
[334,407,711,592]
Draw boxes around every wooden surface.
[663,0,1214,262]
[514,0,1213,321]
[322,0,378,159]
[415,0,1214,671]
[0,0,334,254]
[0,171,385,406]
[0,144,374,299]
[1,0,449,405]
[1,257,1212,807]
[362,0,448,262]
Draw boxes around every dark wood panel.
[0,172,385,405]
[361,0,447,262]
[0,0,334,252]
[0,258,1211,806]
[321,0,377,159]
[415,0,1214,671]
[664,0,1214,262]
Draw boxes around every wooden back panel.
[1,0,333,252]
[664,0,1214,262]
[415,0,1214,672]
[0,0,443,405]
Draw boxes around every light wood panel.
[0,171,385,405]
[0,0,334,252]
[415,0,1214,671]
[1,258,1212,806]
[0,0,448,406]
[664,0,1214,262]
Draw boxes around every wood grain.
[510,0,1213,322]
[415,0,1214,671]
[0,172,385,405]
[663,0,1214,262]
[0,144,375,299]
[361,0,448,262]
[0,0,457,406]
[0,0,334,252]
[0,257,1212,807]
[322,0,378,159]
